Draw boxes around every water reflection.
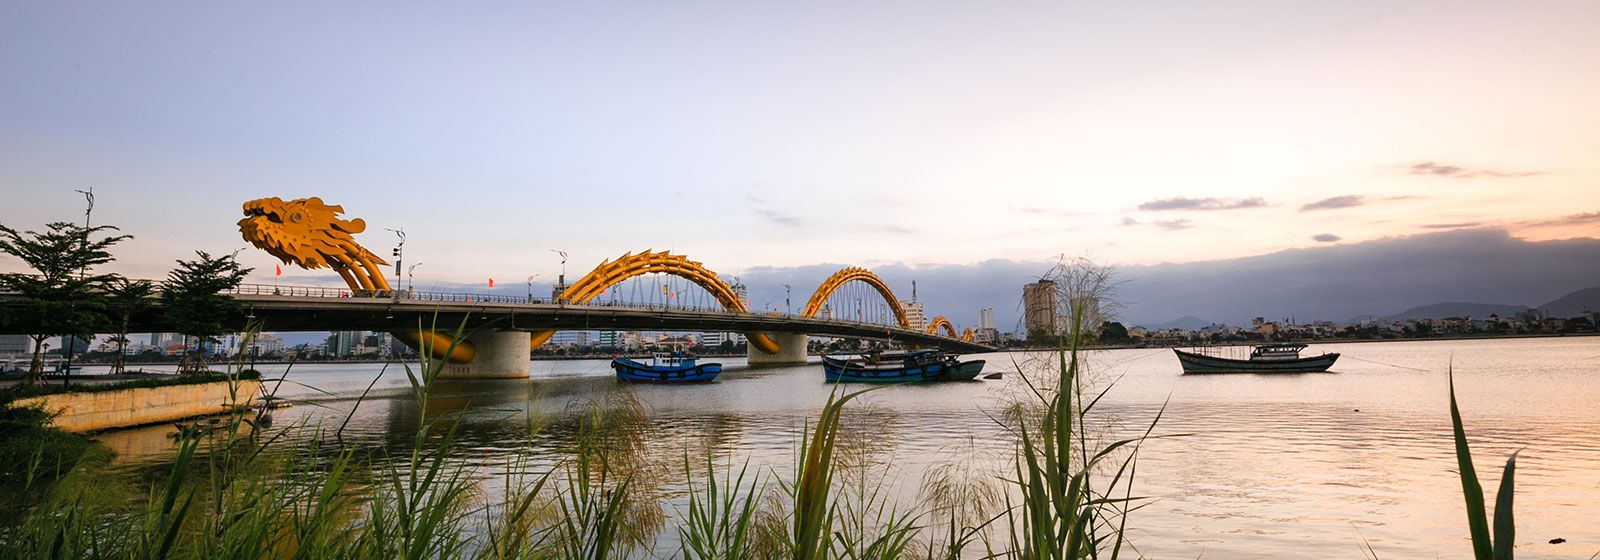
[79,339,1600,559]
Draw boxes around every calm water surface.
[94,337,1600,558]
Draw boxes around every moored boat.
[1174,344,1339,374]
[935,358,986,381]
[612,353,721,383]
[822,349,949,383]
[823,350,987,382]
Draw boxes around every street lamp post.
[385,228,405,300]
[527,274,540,303]
[782,283,791,315]
[407,263,422,294]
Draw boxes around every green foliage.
[0,370,259,401]
[0,221,131,378]
[160,251,251,370]
[1450,366,1518,560]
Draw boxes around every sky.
[3,1,1599,329]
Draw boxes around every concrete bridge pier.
[439,330,532,379]
[746,332,809,366]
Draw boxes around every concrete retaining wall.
[12,379,261,433]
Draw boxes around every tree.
[160,251,251,374]
[1098,321,1131,345]
[0,222,130,382]
[105,277,156,375]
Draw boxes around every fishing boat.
[935,357,987,381]
[823,349,986,383]
[1173,344,1339,374]
[612,353,721,383]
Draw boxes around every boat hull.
[612,358,721,383]
[1174,349,1339,374]
[936,360,986,381]
[822,356,947,383]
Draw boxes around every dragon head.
[238,197,387,270]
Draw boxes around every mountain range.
[1139,285,1600,329]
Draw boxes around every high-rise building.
[979,308,997,330]
[902,301,927,331]
[598,331,623,348]
[551,330,591,347]
[1023,280,1058,337]
[326,331,363,357]
[0,335,32,354]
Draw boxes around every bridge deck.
[0,292,995,353]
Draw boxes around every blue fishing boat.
[612,353,721,383]
[822,350,953,383]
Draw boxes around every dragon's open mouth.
[241,205,283,223]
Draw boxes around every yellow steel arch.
[801,267,908,327]
[961,328,975,342]
[927,316,958,337]
[528,250,782,354]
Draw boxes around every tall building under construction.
[1023,280,1058,338]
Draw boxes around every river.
[89,337,1600,558]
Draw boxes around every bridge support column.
[746,332,808,366]
[439,330,531,379]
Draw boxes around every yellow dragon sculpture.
[239,197,474,362]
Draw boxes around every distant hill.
[1539,287,1600,317]
[1135,316,1211,331]
[1368,302,1531,323]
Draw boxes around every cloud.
[1312,233,1341,242]
[1523,211,1600,228]
[1301,195,1364,211]
[877,224,916,234]
[1409,162,1541,179]
[1154,219,1192,230]
[754,208,804,226]
[1422,222,1484,230]
[727,228,1600,331]
[1120,217,1139,226]
[1138,196,1267,211]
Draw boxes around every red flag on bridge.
[488,278,495,288]
[275,263,282,277]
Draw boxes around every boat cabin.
[650,352,698,368]
[1250,344,1307,361]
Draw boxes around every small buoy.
[1354,408,1360,412]
[1550,538,1566,544]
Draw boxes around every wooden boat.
[612,353,721,383]
[1174,344,1339,374]
[822,350,955,383]
[935,358,986,381]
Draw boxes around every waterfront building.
[1023,280,1058,338]
[326,331,363,357]
[979,308,996,330]
[598,331,623,348]
[0,335,31,355]
[902,301,927,331]
[551,330,591,347]
[700,331,745,347]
